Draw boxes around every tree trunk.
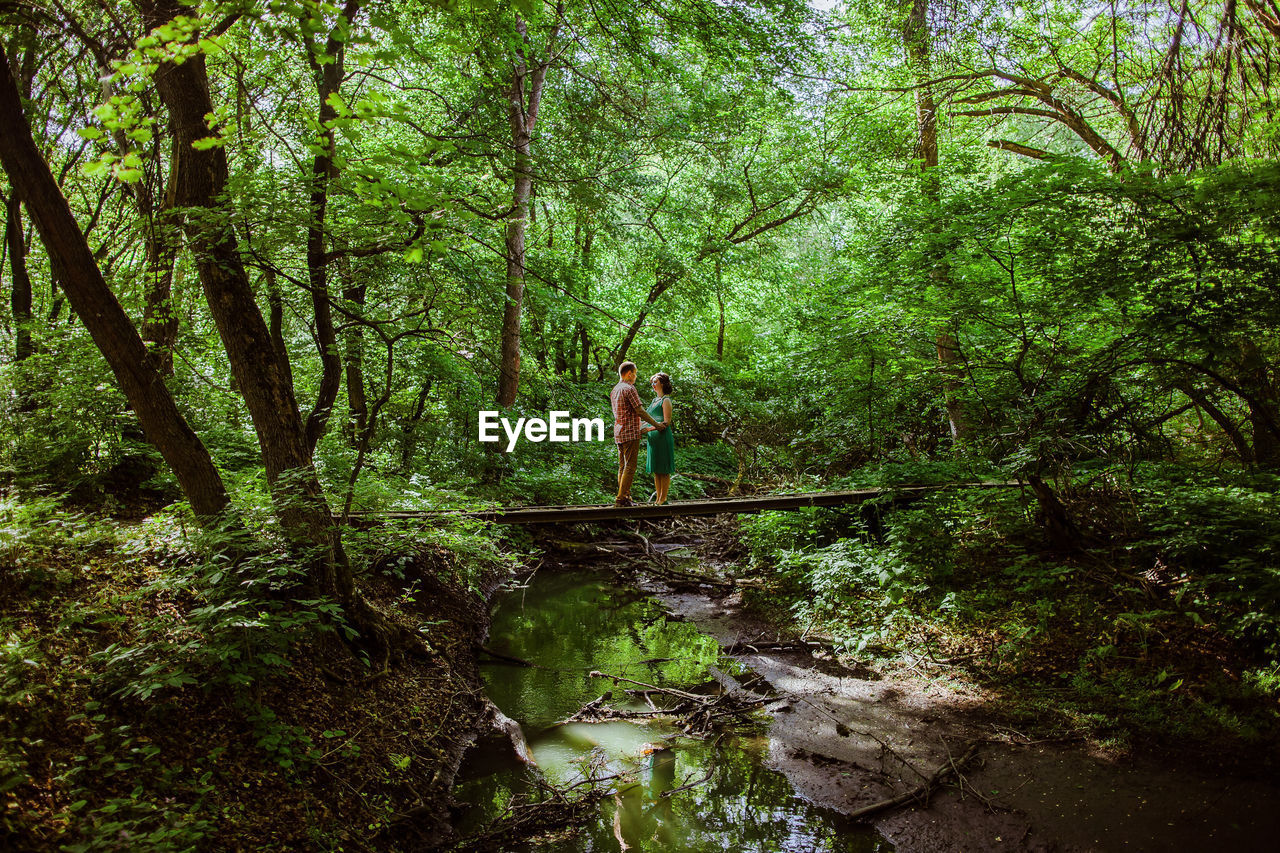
[5,33,34,366]
[1241,340,1280,469]
[496,11,559,407]
[99,63,180,376]
[935,329,969,441]
[902,0,969,443]
[264,267,294,389]
[341,264,368,447]
[615,271,678,365]
[5,191,33,364]
[1027,474,1084,553]
[398,379,433,474]
[139,230,178,375]
[0,44,231,521]
[576,222,592,382]
[715,255,725,359]
[1180,382,1254,464]
[497,103,533,407]
[553,335,567,374]
[526,289,549,370]
[301,1,361,453]
[902,0,939,177]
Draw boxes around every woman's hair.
[650,372,673,395]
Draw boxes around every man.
[610,361,665,506]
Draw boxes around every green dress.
[644,396,675,475]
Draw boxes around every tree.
[899,0,969,442]
[133,0,398,652]
[0,41,232,521]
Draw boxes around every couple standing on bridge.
[610,361,676,507]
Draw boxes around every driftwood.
[452,785,606,852]
[846,740,982,821]
[477,645,536,667]
[482,700,537,768]
[588,671,707,702]
[724,638,825,655]
[570,670,770,735]
[705,665,769,703]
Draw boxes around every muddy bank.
[654,587,1280,853]
[369,559,501,849]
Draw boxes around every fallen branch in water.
[597,534,738,591]
[570,670,769,735]
[477,645,537,667]
[846,740,982,821]
[589,671,708,702]
[451,787,607,852]
[659,734,724,799]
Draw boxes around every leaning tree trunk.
[5,34,35,368]
[0,45,231,522]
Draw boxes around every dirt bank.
[0,540,502,852]
[654,586,1280,853]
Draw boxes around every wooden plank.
[344,481,1019,526]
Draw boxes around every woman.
[641,372,675,504]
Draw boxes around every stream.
[455,568,893,851]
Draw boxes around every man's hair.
[618,361,637,377]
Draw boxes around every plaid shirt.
[610,380,644,443]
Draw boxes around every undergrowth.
[0,493,509,851]
[737,465,1280,757]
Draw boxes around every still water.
[456,569,892,852]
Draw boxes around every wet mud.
[655,588,1280,853]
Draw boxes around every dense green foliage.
[2,0,1280,847]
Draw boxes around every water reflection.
[457,569,891,852]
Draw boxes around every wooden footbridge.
[346,481,1019,525]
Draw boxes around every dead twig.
[588,671,707,702]
[660,736,723,798]
[846,740,982,821]
[477,644,537,667]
